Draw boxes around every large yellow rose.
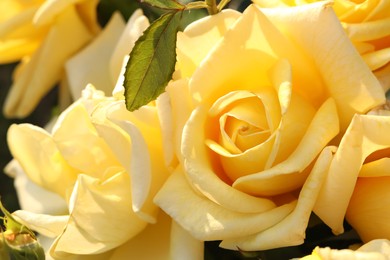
[1,0,99,118]
[253,0,390,72]
[6,85,174,259]
[154,2,385,251]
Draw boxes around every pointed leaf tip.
[124,11,183,111]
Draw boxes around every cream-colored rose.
[154,2,385,251]
[314,113,390,238]
[253,0,390,73]
[300,239,390,260]
[1,0,99,118]
[6,85,175,258]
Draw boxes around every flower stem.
[205,0,218,15]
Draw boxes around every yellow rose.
[312,110,390,242]
[6,85,173,258]
[1,0,99,118]
[154,2,385,251]
[253,0,390,72]
[314,112,390,238]
[300,239,390,260]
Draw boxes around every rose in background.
[300,239,390,260]
[5,85,177,259]
[312,108,390,242]
[64,9,149,100]
[155,2,385,251]
[252,0,390,92]
[0,0,99,118]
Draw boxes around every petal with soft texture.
[53,101,121,178]
[7,124,77,197]
[3,5,93,118]
[4,160,68,215]
[182,105,277,213]
[154,167,295,241]
[190,5,325,108]
[346,177,390,242]
[52,172,147,255]
[221,146,335,251]
[109,9,149,84]
[106,101,169,223]
[260,3,385,130]
[12,210,69,237]
[315,114,390,234]
[176,9,240,78]
[109,213,174,260]
[65,12,125,99]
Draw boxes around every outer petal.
[189,5,325,108]
[346,177,390,242]
[65,12,125,99]
[12,211,69,238]
[3,5,93,118]
[109,213,174,260]
[220,146,335,250]
[260,2,385,130]
[7,124,78,197]
[154,166,295,241]
[4,160,68,215]
[176,9,240,78]
[52,101,121,178]
[109,9,149,84]
[52,172,147,255]
[106,101,169,223]
[315,114,390,234]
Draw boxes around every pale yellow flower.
[154,2,385,251]
[6,85,186,259]
[300,239,390,260]
[314,112,390,238]
[1,0,99,118]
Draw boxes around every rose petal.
[176,9,240,78]
[260,2,385,130]
[346,177,390,243]
[53,172,147,255]
[65,12,125,99]
[155,166,295,241]
[182,105,277,212]
[315,114,390,234]
[109,9,149,84]
[234,98,338,196]
[7,124,77,197]
[12,210,69,237]
[4,160,68,215]
[109,213,174,260]
[3,5,93,118]
[221,146,335,250]
[53,101,121,178]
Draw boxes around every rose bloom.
[5,85,202,259]
[312,108,390,242]
[300,239,390,260]
[154,2,385,251]
[253,0,390,73]
[1,0,99,118]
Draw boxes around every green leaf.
[124,11,183,111]
[140,0,184,10]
